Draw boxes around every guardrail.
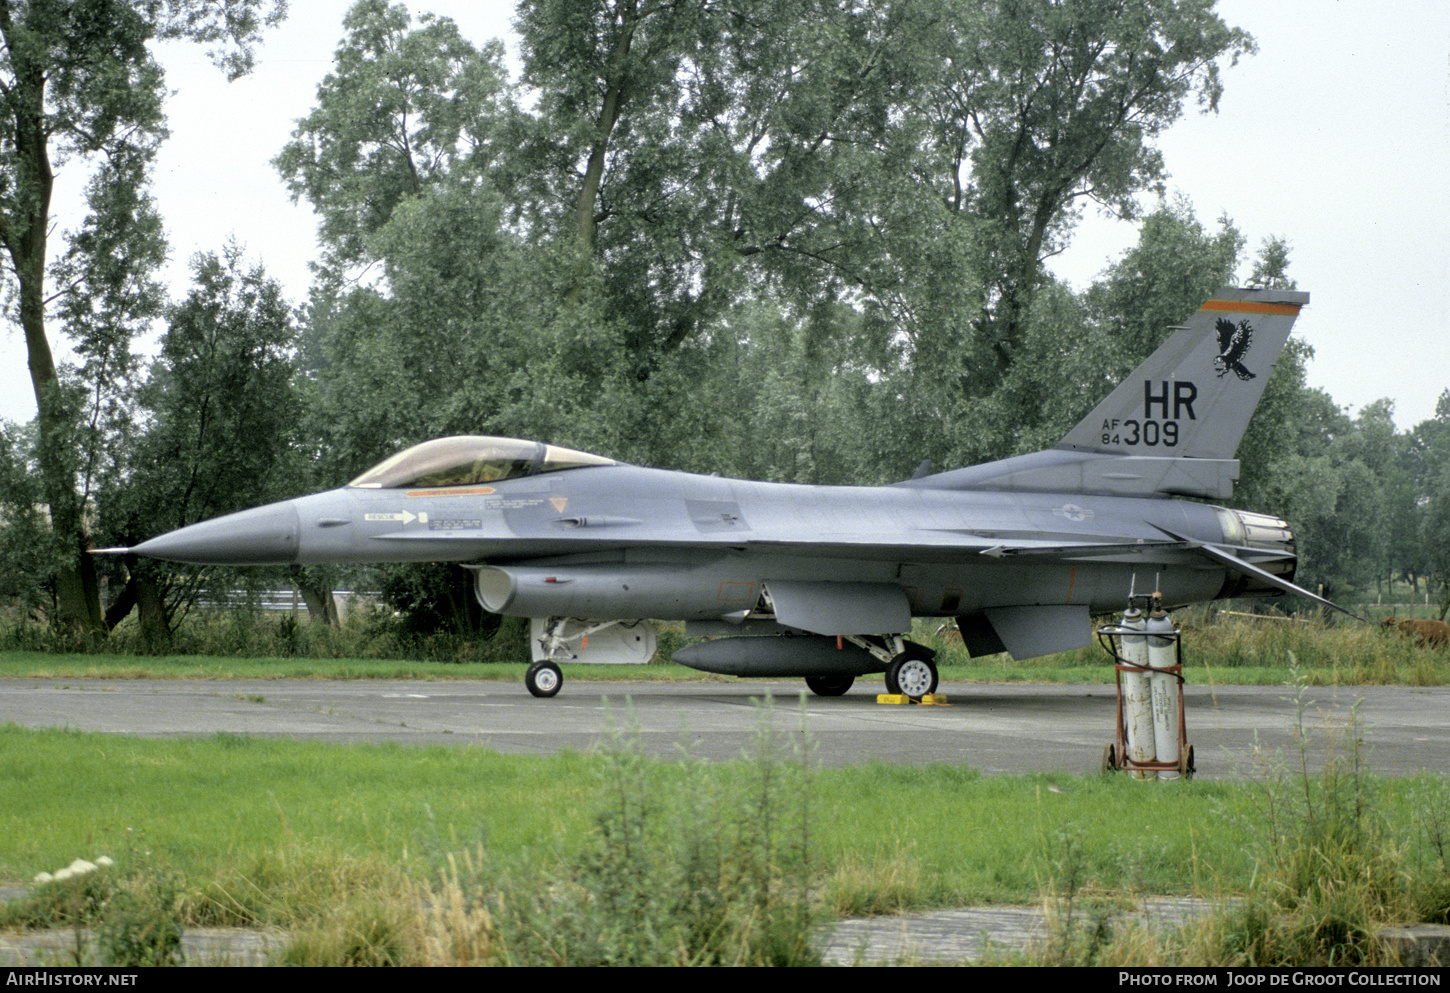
[194,589,371,622]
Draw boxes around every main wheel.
[525,660,562,698]
[887,653,938,699]
[805,675,854,697]
[1102,743,1118,773]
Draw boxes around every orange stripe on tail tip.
[1203,300,1302,315]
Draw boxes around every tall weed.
[1030,825,1135,967]
[420,696,821,966]
[1201,676,1409,965]
[1405,776,1450,925]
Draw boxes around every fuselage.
[130,460,1290,625]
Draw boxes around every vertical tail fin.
[1057,287,1309,460]
[905,287,1309,498]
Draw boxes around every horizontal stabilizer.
[973,537,1185,560]
[1153,526,1362,621]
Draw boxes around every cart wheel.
[1102,743,1117,773]
[1179,744,1195,779]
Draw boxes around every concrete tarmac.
[2,676,1448,777]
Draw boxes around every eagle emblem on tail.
[1214,318,1256,380]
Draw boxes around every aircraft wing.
[366,525,1196,565]
[742,533,1193,563]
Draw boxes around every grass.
[4,707,1449,965]
[998,681,1449,967]
[0,727,1242,912]
[0,708,824,965]
[0,730,596,885]
[0,723,1439,915]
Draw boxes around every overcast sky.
[3,0,1446,435]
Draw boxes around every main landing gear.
[805,675,855,696]
[835,635,940,701]
[886,647,939,698]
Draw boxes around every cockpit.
[348,436,617,489]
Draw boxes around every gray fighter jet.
[108,287,1329,698]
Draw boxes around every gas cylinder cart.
[1096,592,1194,780]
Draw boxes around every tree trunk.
[133,572,172,651]
[572,0,638,255]
[4,24,103,633]
[105,562,172,650]
[294,577,340,627]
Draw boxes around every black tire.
[887,652,938,699]
[805,675,854,697]
[525,660,562,698]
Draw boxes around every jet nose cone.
[131,501,302,565]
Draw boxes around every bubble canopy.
[348,436,616,489]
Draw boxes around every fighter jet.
[108,287,1330,699]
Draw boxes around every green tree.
[287,0,1260,478]
[96,247,302,645]
[1422,467,1450,621]
[1299,457,1385,600]
[0,0,285,633]
[708,301,878,484]
[277,3,651,632]
[931,0,1253,384]
[0,421,49,617]
[1410,392,1450,619]
[713,0,1251,466]
[986,199,1242,468]
[303,178,632,465]
[1238,385,1395,603]
[512,0,804,381]
[1337,399,1404,596]
[871,199,1242,478]
[1084,201,1242,359]
[275,0,514,284]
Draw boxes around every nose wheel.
[525,660,562,697]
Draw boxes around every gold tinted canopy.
[349,436,616,489]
